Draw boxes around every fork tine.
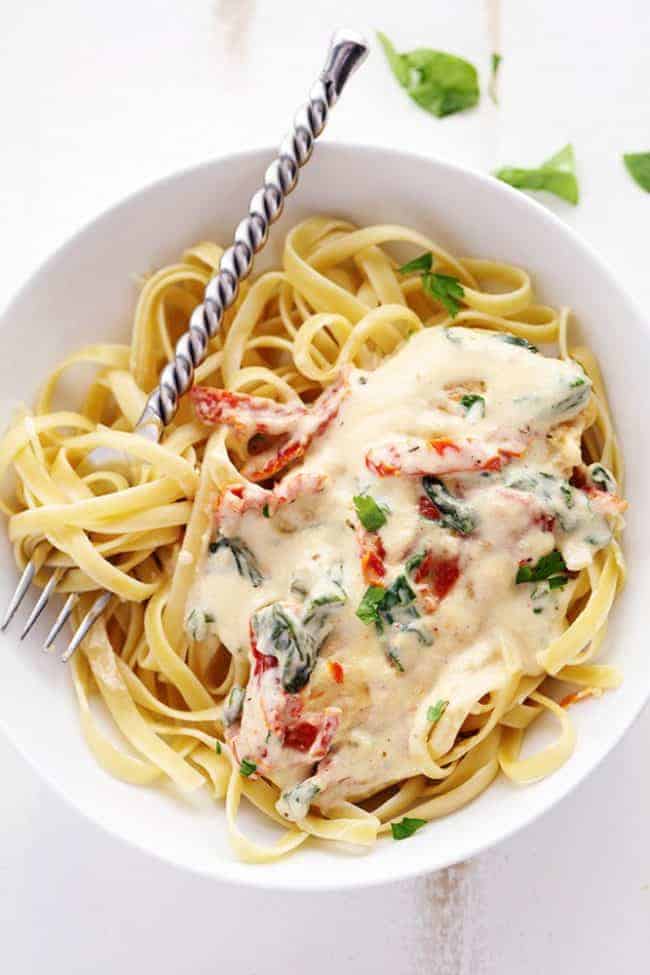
[1,559,36,631]
[43,593,78,651]
[61,591,112,662]
[20,571,62,640]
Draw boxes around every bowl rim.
[1,140,648,892]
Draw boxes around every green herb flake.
[489,52,502,104]
[427,699,449,724]
[391,816,427,840]
[460,393,486,417]
[623,153,650,192]
[501,333,538,353]
[353,493,388,532]
[262,504,270,518]
[516,550,568,588]
[398,252,433,275]
[422,272,465,317]
[356,586,386,626]
[215,740,222,755]
[377,32,480,118]
[533,607,543,615]
[387,648,405,673]
[406,551,425,574]
[570,377,586,388]
[239,758,257,778]
[496,143,579,205]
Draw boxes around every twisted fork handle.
[137,29,369,441]
[58,30,368,661]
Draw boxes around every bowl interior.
[0,144,648,891]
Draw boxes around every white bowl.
[0,144,647,891]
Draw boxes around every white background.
[1,1,649,971]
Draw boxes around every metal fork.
[2,29,369,662]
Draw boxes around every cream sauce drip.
[187,327,614,820]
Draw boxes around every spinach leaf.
[254,574,347,694]
[623,153,650,192]
[422,272,465,317]
[516,549,568,588]
[377,32,480,118]
[496,144,579,205]
[353,493,388,531]
[223,684,245,725]
[422,477,477,535]
[211,536,263,587]
[587,463,617,494]
[460,393,486,418]
[391,816,427,840]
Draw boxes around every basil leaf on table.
[623,153,650,192]
[495,144,579,205]
[377,32,480,118]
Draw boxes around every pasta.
[0,218,625,862]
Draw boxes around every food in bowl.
[0,217,626,862]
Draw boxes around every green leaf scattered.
[262,504,270,518]
[623,153,650,192]
[356,586,387,626]
[377,32,480,118]
[354,493,388,532]
[391,816,427,840]
[398,252,433,275]
[422,273,465,317]
[516,550,568,589]
[495,144,579,205]
[215,740,221,755]
[239,758,257,777]
[427,699,449,724]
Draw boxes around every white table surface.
[1,2,649,971]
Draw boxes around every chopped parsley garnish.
[377,33,480,118]
[422,272,465,317]
[353,493,388,532]
[516,550,568,589]
[422,477,477,535]
[398,252,433,275]
[262,504,270,518]
[533,607,543,615]
[623,153,650,192]
[215,740,221,755]
[570,377,586,388]
[496,144,579,205]
[391,816,427,840]
[460,393,486,417]
[356,586,387,626]
[427,699,448,724]
[356,576,417,631]
[239,759,257,778]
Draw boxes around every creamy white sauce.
[186,327,616,820]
